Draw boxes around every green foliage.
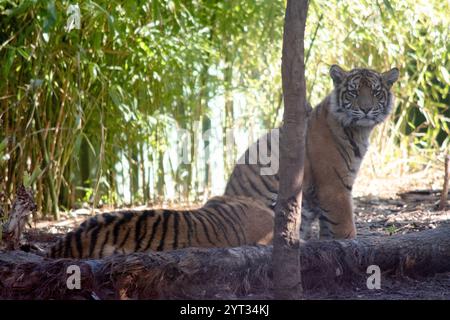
[0,0,448,216]
[23,166,43,188]
[385,225,398,235]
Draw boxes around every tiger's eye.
[347,89,358,97]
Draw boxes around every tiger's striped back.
[48,196,273,259]
[225,130,280,209]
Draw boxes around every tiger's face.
[329,65,399,127]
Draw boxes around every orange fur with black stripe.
[48,196,273,259]
[225,65,399,240]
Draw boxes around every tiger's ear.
[382,68,400,88]
[330,65,347,86]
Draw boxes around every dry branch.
[1,185,36,250]
[1,225,449,299]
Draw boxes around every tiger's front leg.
[316,189,356,240]
[299,205,319,240]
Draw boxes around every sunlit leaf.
[439,65,450,85]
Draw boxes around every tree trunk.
[1,226,449,299]
[273,0,309,299]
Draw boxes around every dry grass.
[355,151,445,198]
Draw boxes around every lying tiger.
[225,65,399,240]
[48,196,273,259]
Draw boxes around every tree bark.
[1,225,449,299]
[274,0,309,299]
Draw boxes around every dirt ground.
[304,193,450,299]
[19,171,450,300]
[327,171,450,299]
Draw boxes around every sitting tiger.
[48,196,273,259]
[225,65,399,240]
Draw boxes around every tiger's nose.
[357,100,373,113]
[361,107,371,114]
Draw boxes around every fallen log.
[0,225,449,299]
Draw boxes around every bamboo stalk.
[438,155,449,211]
[33,97,60,220]
[140,143,148,203]
[92,108,106,210]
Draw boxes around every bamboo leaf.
[439,65,450,85]
[24,167,43,188]
[382,0,394,14]
[0,139,7,155]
